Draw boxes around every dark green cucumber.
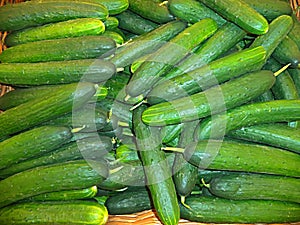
[0,125,73,170]
[272,35,300,68]
[0,160,108,208]
[27,186,98,201]
[133,104,180,225]
[253,90,275,102]
[126,18,218,99]
[242,0,292,21]
[4,18,105,46]
[0,36,116,63]
[209,173,300,203]
[116,10,159,35]
[105,188,152,214]
[180,196,300,223]
[163,21,247,80]
[228,123,300,154]
[0,82,97,138]
[0,1,108,31]
[0,200,108,225]
[0,136,113,179]
[161,123,183,144]
[289,68,300,95]
[288,14,300,49]
[104,17,119,30]
[180,139,300,177]
[147,46,266,104]
[109,20,186,68]
[0,59,116,86]
[200,0,269,35]
[115,143,140,164]
[167,0,226,26]
[128,0,174,24]
[142,70,275,126]
[195,99,300,140]
[101,30,125,45]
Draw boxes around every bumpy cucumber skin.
[180,196,300,223]
[0,160,108,208]
[5,18,106,46]
[183,140,300,178]
[288,15,300,49]
[104,17,119,30]
[0,200,108,225]
[195,99,300,140]
[0,1,108,31]
[142,70,275,126]
[289,68,300,95]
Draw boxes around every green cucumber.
[209,173,300,203]
[178,139,300,177]
[0,160,108,208]
[195,99,300,140]
[104,17,119,30]
[0,59,116,86]
[0,200,108,225]
[167,0,226,26]
[133,104,180,225]
[109,20,186,68]
[228,123,300,154]
[0,125,73,170]
[126,18,218,99]
[180,196,300,223]
[116,10,159,35]
[288,14,300,49]
[142,70,275,126]
[115,143,140,164]
[0,82,97,138]
[4,18,105,46]
[253,90,275,102]
[289,68,300,95]
[0,36,116,63]
[128,0,174,24]
[101,30,125,45]
[161,123,183,144]
[0,1,108,31]
[147,46,266,104]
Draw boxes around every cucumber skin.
[0,59,116,86]
[0,160,108,208]
[209,173,300,203]
[133,104,180,225]
[0,200,108,225]
[0,125,73,170]
[0,1,108,31]
[195,99,300,140]
[180,196,300,223]
[183,140,300,178]
[0,82,97,138]
[288,15,300,49]
[142,70,275,126]
[4,18,105,46]
[104,17,119,30]
[0,36,116,63]
[200,0,269,35]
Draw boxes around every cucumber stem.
[124,94,131,102]
[71,126,85,133]
[109,166,124,174]
[274,63,291,77]
[129,99,147,111]
[117,67,125,72]
[180,195,191,209]
[201,178,210,188]
[161,146,184,153]
[117,121,129,127]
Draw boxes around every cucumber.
[180,196,300,223]
[0,59,116,86]
[228,123,300,154]
[167,0,226,26]
[126,18,218,99]
[103,17,119,30]
[0,136,113,179]
[27,186,98,201]
[242,0,292,21]
[109,20,186,68]
[179,139,300,177]
[0,125,73,170]
[161,123,183,144]
[4,18,105,46]
[289,68,300,94]
[0,82,97,138]
[195,99,300,140]
[0,1,108,31]
[208,173,300,203]
[0,200,108,225]
[142,70,275,126]
[133,104,180,225]
[199,0,269,35]
[253,90,275,102]
[116,10,159,35]
[147,46,266,104]
[288,14,300,49]
[0,36,116,63]
[0,160,108,208]
[128,0,174,24]
[101,30,125,45]
[115,143,140,164]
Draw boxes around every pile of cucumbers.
[0,0,300,224]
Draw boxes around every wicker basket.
[0,0,300,224]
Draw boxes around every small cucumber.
[101,30,125,45]
[103,17,119,30]
[4,18,105,46]
[161,123,183,144]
